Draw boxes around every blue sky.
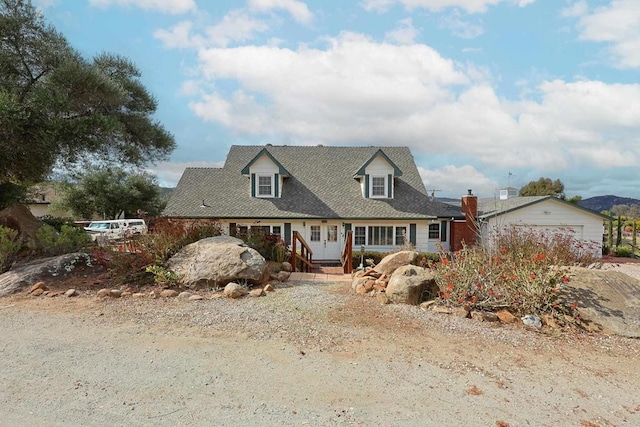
[36,0,640,199]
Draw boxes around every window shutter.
[409,223,417,245]
[440,222,447,242]
[387,174,392,198]
[229,223,237,237]
[284,223,291,245]
[274,173,279,197]
[251,173,256,197]
[364,175,369,198]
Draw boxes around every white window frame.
[310,225,321,242]
[354,226,366,246]
[368,226,394,245]
[369,175,388,198]
[395,226,407,246]
[428,223,440,240]
[353,225,408,247]
[256,174,274,198]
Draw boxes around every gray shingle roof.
[164,145,461,220]
[478,196,609,220]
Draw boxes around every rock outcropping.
[166,236,268,288]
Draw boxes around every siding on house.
[218,218,450,259]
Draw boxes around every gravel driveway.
[1,279,639,426]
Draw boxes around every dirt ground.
[1,262,640,427]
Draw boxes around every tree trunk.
[616,216,622,247]
[608,220,613,252]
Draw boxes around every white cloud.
[568,0,640,69]
[203,10,270,47]
[385,18,419,44]
[184,32,640,175]
[154,21,196,49]
[439,10,484,39]
[560,1,588,18]
[361,0,535,14]
[89,0,196,14]
[154,11,269,49]
[191,32,468,136]
[418,165,498,198]
[248,0,313,24]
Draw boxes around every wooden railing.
[341,230,353,274]
[291,231,314,272]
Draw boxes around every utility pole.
[427,189,441,201]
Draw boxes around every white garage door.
[516,224,584,239]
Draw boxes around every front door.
[307,222,341,260]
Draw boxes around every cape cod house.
[163,145,464,268]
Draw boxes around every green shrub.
[36,224,91,256]
[236,229,289,262]
[145,264,180,287]
[39,215,76,232]
[0,226,21,272]
[351,251,387,269]
[614,245,634,258]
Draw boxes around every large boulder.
[0,253,92,297]
[166,236,268,288]
[373,251,419,276]
[385,265,437,305]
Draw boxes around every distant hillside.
[578,195,640,213]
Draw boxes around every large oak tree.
[61,167,166,219]
[0,0,175,188]
[518,177,565,198]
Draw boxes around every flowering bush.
[89,218,222,286]
[132,217,223,264]
[434,225,592,316]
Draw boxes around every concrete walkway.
[289,266,352,283]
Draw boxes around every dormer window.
[242,147,291,199]
[370,176,387,198]
[257,174,273,197]
[353,149,403,200]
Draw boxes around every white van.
[84,219,147,241]
[122,219,147,235]
[85,220,126,241]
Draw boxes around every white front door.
[307,222,341,260]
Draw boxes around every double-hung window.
[395,226,407,246]
[354,226,366,246]
[370,176,386,198]
[257,175,273,197]
[428,223,440,239]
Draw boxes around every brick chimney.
[461,189,478,246]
